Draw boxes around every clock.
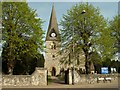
[51,32,56,37]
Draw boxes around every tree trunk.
[85,54,91,74]
[7,61,14,75]
[7,55,16,75]
[8,67,13,75]
[90,61,94,72]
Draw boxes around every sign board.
[111,68,116,73]
[101,67,108,74]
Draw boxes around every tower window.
[50,42,56,49]
[52,55,55,58]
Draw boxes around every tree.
[109,15,120,73]
[109,15,120,54]
[2,2,44,75]
[60,3,115,74]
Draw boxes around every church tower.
[45,4,61,76]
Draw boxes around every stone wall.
[67,69,119,84]
[45,41,61,76]
[2,68,47,87]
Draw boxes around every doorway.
[51,67,56,76]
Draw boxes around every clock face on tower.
[51,32,56,37]
[49,28,57,39]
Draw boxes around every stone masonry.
[2,68,47,87]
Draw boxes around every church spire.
[46,3,60,41]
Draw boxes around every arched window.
[50,42,56,49]
[53,42,56,49]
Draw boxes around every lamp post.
[72,9,86,85]
[73,9,86,64]
[82,10,86,14]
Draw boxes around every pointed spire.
[46,3,60,41]
[53,2,54,7]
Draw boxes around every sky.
[28,2,119,59]
[0,1,119,59]
[28,2,118,34]
[26,0,119,2]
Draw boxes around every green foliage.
[96,27,116,61]
[60,3,115,74]
[2,2,44,74]
[0,2,2,18]
[35,54,45,68]
[47,75,52,83]
[109,15,120,53]
[109,16,119,40]
[90,51,102,65]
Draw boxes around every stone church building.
[45,4,85,76]
[44,4,61,76]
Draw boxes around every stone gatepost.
[68,69,72,85]
[68,68,81,85]
[31,67,47,86]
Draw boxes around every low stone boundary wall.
[77,74,119,84]
[2,68,47,87]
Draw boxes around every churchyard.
[1,1,120,89]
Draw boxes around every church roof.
[45,4,60,41]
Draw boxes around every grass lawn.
[47,75,52,83]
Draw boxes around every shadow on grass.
[48,75,52,84]
[48,75,66,85]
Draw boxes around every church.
[44,4,61,76]
[45,4,85,76]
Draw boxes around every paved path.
[48,76,65,85]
